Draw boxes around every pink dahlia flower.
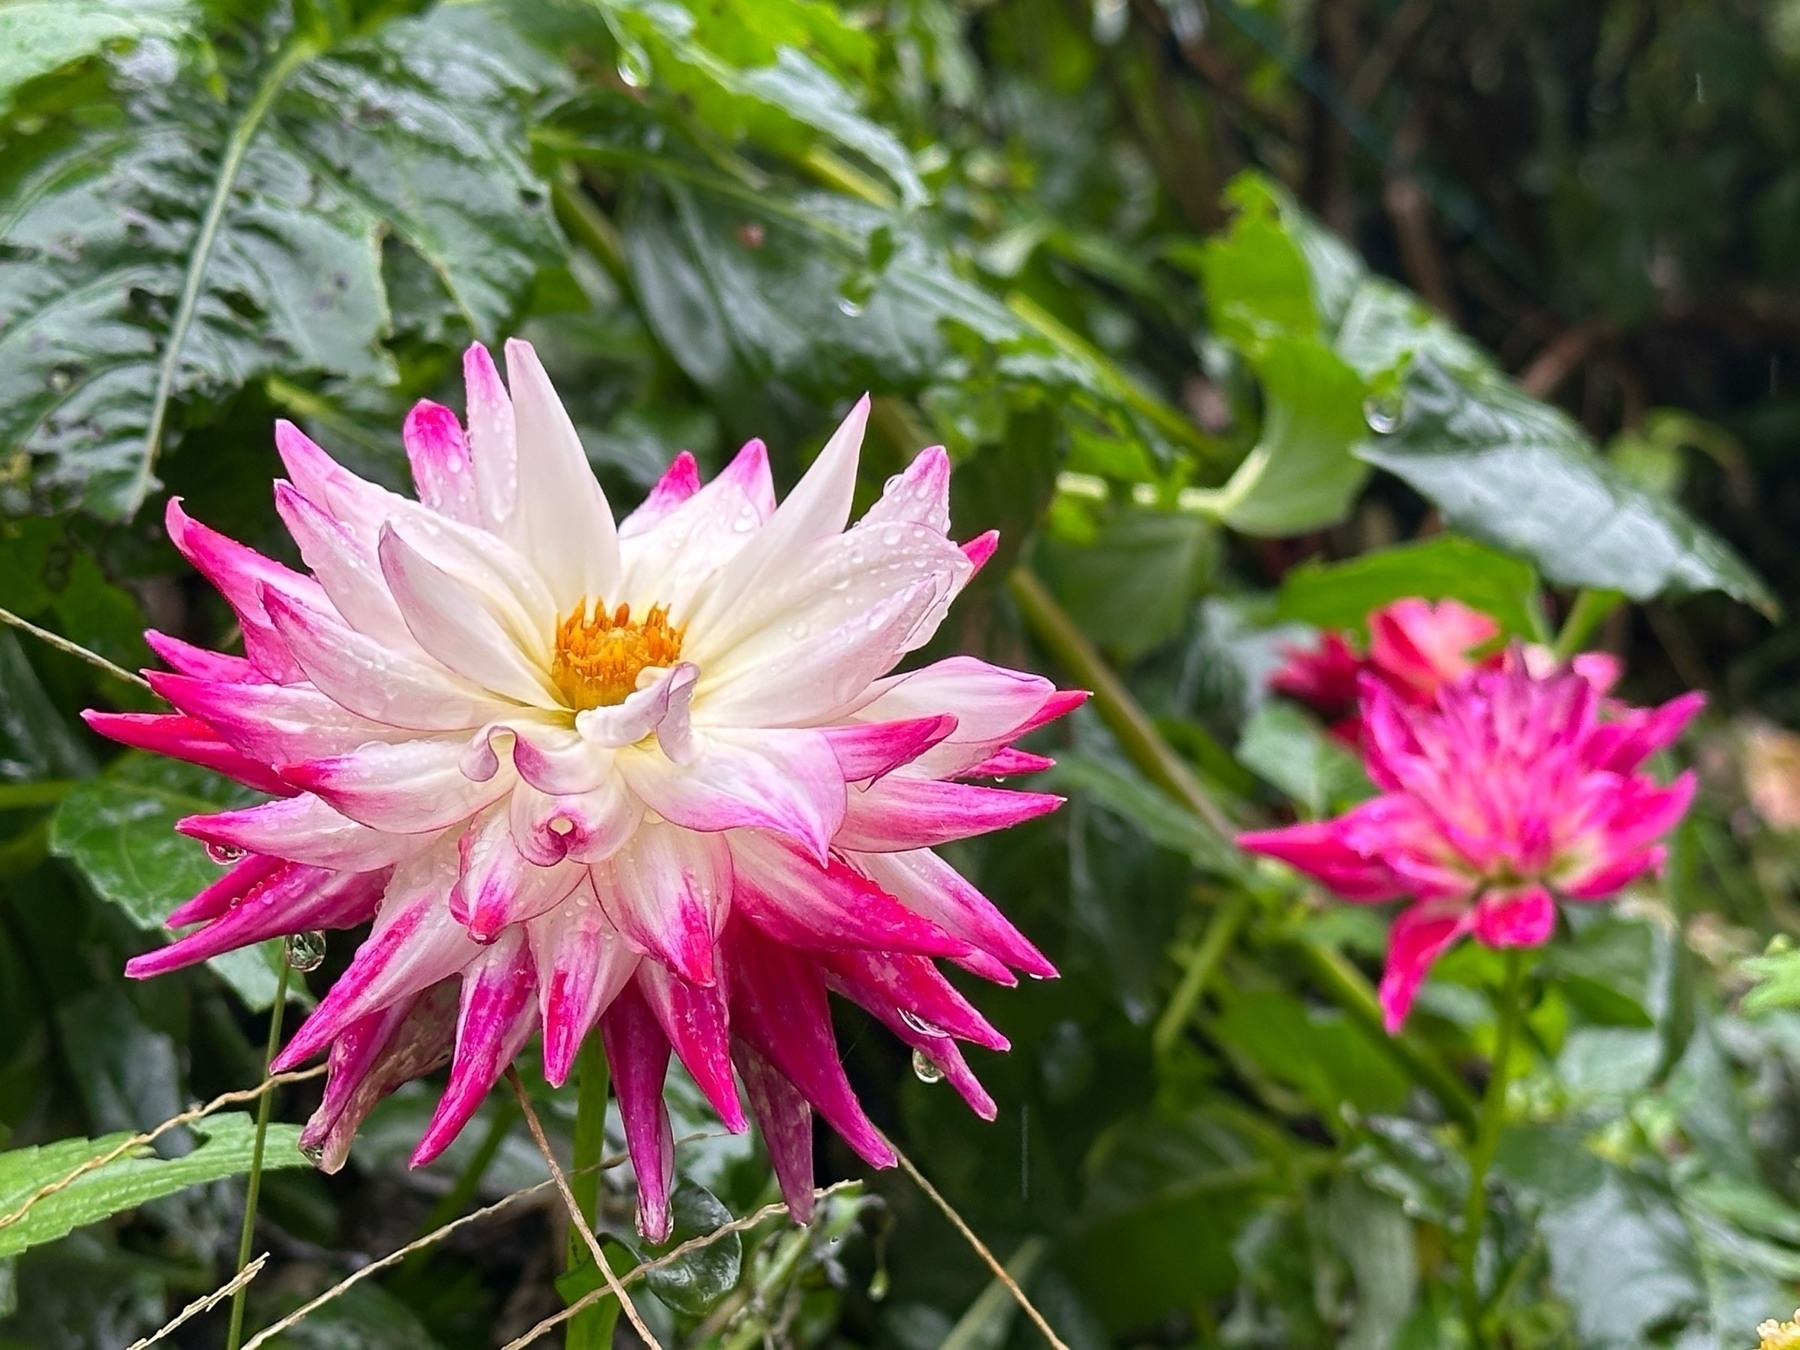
[1239,661,1700,1032]
[1271,596,1622,744]
[85,340,1079,1238]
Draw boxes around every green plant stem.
[550,176,629,288]
[1152,890,1252,1058]
[1459,948,1527,1346]
[565,1037,612,1348]
[1007,569,1237,842]
[1551,588,1621,661]
[225,956,291,1350]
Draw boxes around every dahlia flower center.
[550,599,683,710]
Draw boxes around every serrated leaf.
[0,1112,305,1258]
[0,1,562,520]
[47,752,289,1009]
[1274,535,1545,640]
[1356,357,1778,616]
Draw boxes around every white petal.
[503,339,621,609]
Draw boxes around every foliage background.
[7,0,1800,1345]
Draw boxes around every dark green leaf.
[639,1180,743,1316]
[1211,990,1411,1118]
[1234,702,1371,816]
[47,752,287,1009]
[1274,535,1546,640]
[0,1112,305,1258]
[0,0,193,108]
[1357,357,1777,615]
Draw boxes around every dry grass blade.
[239,1144,634,1350]
[0,604,152,689]
[505,1068,661,1348]
[0,1066,326,1232]
[127,1253,268,1349]
[500,1180,862,1350]
[888,1137,1071,1350]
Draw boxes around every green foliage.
[0,1112,305,1258]
[1,0,1797,1345]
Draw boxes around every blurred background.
[8,0,1800,1345]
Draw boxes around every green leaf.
[0,0,193,108]
[1044,751,1243,878]
[1325,1176,1418,1350]
[1211,990,1411,1118]
[604,0,926,208]
[1274,535,1546,640]
[0,2,561,519]
[1356,356,1777,616]
[639,1180,743,1316]
[0,1112,305,1258]
[1034,507,1216,660]
[47,752,288,1009]
[1234,701,1371,816]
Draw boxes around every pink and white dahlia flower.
[85,340,1079,1238]
[1239,660,1699,1032]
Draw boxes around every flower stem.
[1459,947,1527,1346]
[1551,588,1620,661]
[565,1036,613,1349]
[225,953,291,1350]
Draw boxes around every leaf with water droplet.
[637,1181,742,1316]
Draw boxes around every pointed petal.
[619,451,701,538]
[600,983,677,1241]
[404,400,481,525]
[852,849,1056,980]
[819,949,1009,1052]
[618,729,845,861]
[462,343,519,527]
[145,671,406,764]
[835,777,1062,852]
[127,865,382,978]
[1378,900,1473,1034]
[145,630,256,684]
[413,929,538,1166]
[732,1040,816,1223]
[284,738,511,835]
[730,831,969,958]
[179,794,421,872]
[452,805,582,943]
[635,960,746,1130]
[1472,885,1558,948]
[502,338,620,608]
[165,499,319,682]
[81,711,294,796]
[165,852,285,928]
[593,826,730,986]
[727,924,895,1169]
[529,882,639,1086]
[820,715,957,783]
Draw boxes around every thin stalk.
[1152,890,1252,1058]
[565,1037,613,1349]
[1007,569,1237,842]
[411,1098,518,1244]
[134,33,321,509]
[0,606,149,689]
[1459,948,1527,1345]
[225,957,292,1350]
[550,177,629,289]
[1551,589,1621,661]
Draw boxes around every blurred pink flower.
[1270,597,1622,744]
[1239,662,1700,1032]
[85,340,1078,1238]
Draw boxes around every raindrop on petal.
[1362,393,1403,435]
[206,842,246,865]
[298,1140,326,1167]
[911,1048,943,1084]
[899,1009,946,1038]
[285,930,327,973]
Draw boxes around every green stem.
[225,956,291,1350]
[550,177,629,289]
[1007,569,1237,842]
[1551,589,1620,661]
[1152,890,1251,1058]
[132,32,321,511]
[565,1037,612,1349]
[1459,948,1527,1345]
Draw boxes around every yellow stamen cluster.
[1759,1313,1800,1350]
[551,600,683,711]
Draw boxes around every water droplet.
[298,1141,326,1167]
[837,297,863,318]
[285,930,327,973]
[911,1048,943,1083]
[1362,393,1403,434]
[899,1009,946,1038]
[616,42,653,88]
[206,842,246,865]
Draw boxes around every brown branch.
[128,1254,268,1349]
